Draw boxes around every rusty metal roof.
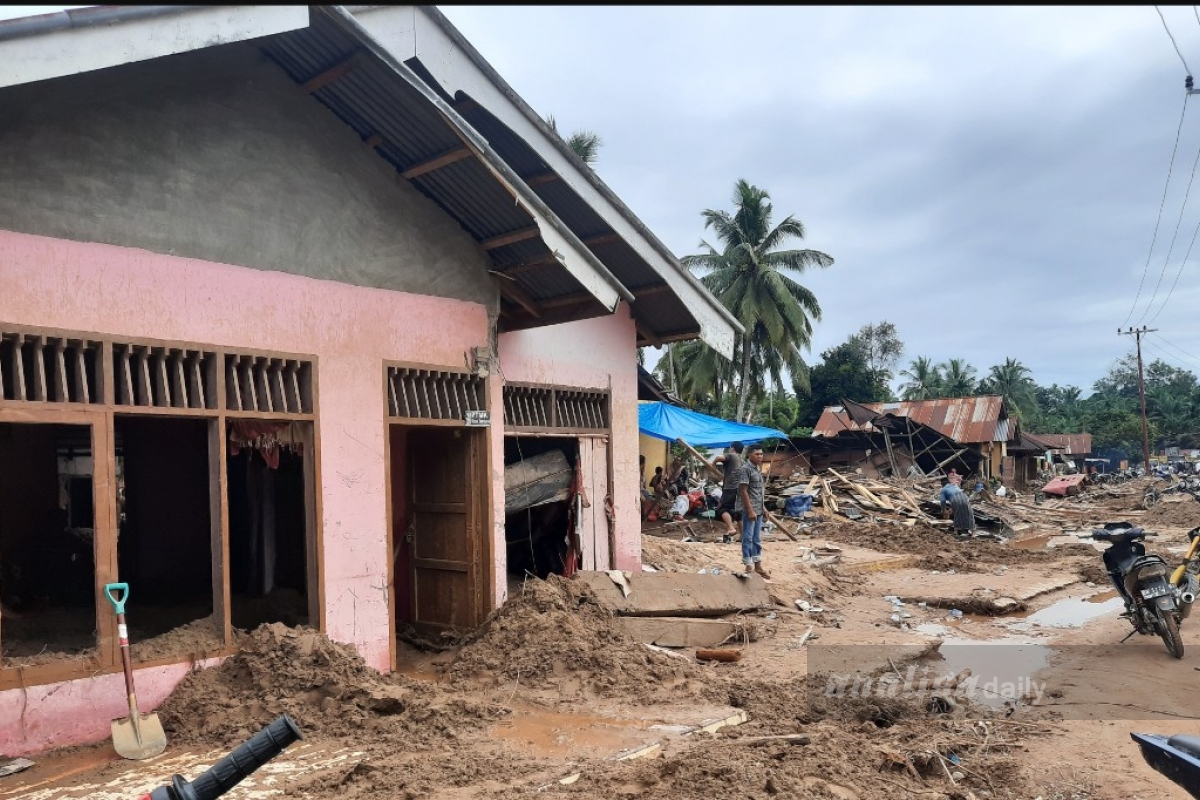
[1034,433,1093,455]
[814,395,1011,444]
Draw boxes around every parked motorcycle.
[1132,732,1200,798]
[1090,523,1189,658]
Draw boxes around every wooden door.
[578,437,611,570]
[408,427,478,631]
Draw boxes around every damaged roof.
[814,395,1014,444]
[0,5,740,355]
[1034,433,1093,455]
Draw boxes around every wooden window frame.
[0,322,323,691]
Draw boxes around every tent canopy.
[638,402,787,448]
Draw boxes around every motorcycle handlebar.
[144,715,302,800]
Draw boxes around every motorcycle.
[1132,732,1200,798]
[1090,523,1189,659]
[136,715,302,800]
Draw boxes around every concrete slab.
[620,617,739,647]
[574,571,772,617]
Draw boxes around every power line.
[1157,5,1194,76]
[1139,106,1200,324]
[1150,331,1200,366]
[1126,93,1190,326]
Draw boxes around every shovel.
[104,582,167,760]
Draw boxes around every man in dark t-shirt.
[713,441,745,542]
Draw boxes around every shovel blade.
[111,713,167,760]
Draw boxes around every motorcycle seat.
[1093,527,1145,543]
[1168,734,1200,760]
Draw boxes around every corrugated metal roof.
[257,7,629,320]
[814,396,1010,444]
[1035,433,1093,455]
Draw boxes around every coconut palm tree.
[940,358,978,398]
[980,358,1038,419]
[545,115,602,165]
[899,357,943,400]
[681,180,833,421]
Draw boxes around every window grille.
[503,384,608,431]
[113,343,217,409]
[0,330,101,404]
[387,367,484,421]
[225,354,312,413]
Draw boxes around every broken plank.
[675,437,723,480]
[764,509,800,541]
[573,571,771,617]
[621,617,739,648]
[696,648,743,662]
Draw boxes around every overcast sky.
[437,5,1200,394]
[7,6,1200,394]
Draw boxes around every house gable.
[0,39,497,307]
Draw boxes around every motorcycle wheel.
[1158,611,1185,659]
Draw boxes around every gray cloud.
[442,5,1200,392]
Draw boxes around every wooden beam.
[540,291,596,310]
[400,146,473,179]
[481,226,540,250]
[302,53,359,94]
[633,283,673,298]
[582,232,622,248]
[635,319,663,348]
[452,96,479,114]
[363,134,383,149]
[493,276,542,318]
[523,171,561,187]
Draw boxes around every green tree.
[682,180,833,421]
[979,358,1037,420]
[797,337,888,427]
[545,115,603,165]
[939,358,978,398]
[856,321,904,389]
[899,356,943,400]
[1029,384,1085,433]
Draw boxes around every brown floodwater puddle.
[489,705,653,758]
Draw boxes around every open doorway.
[0,422,98,665]
[504,436,578,583]
[227,420,312,630]
[114,416,217,657]
[390,425,484,641]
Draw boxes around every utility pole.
[1118,326,1158,468]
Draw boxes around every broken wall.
[496,307,640,595]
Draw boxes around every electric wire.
[1140,103,1200,325]
[1151,331,1200,365]
[1157,5,1194,76]
[1125,93,1190,326]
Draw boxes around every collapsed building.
[0,5,740,755]
[787,396,1064,488]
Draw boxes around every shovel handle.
[104,583,129,615]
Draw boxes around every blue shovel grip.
[104,582,128,615]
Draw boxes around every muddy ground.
[8,487,1200,800]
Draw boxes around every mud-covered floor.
[7,490,1200,800]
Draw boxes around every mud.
[158,623,507,748]
[447,575,715,702]
[130,617,224,662]
[1143,493,1200,528]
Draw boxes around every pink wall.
[0,230,492,753]
[494,307,641,597]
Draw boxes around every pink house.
[0,6,738,754]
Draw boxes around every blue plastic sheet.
[637,402,788,448]
[783,494,813,517]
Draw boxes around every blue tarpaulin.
[638,402,788,448]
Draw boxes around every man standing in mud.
[714,440,745,544]
[735,445,771,580]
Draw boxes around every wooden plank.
[226,356,242,410]
[802,474,819,494]
[400,146,473,179]
[11,335,28,400]
[29,336,46,401]
[302,53,358,93]
[152,350,170,407]
[764,510,800,542]
[51,340,68,402]
[620,617,739,648]
[187,352,204,410]
[209,417,232,648]
[172,352,188,408]
[480,226,540,250]
[581,232,622,248]
[633,283,673,298]
[573,571,771,617]
[675,437,722,480]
